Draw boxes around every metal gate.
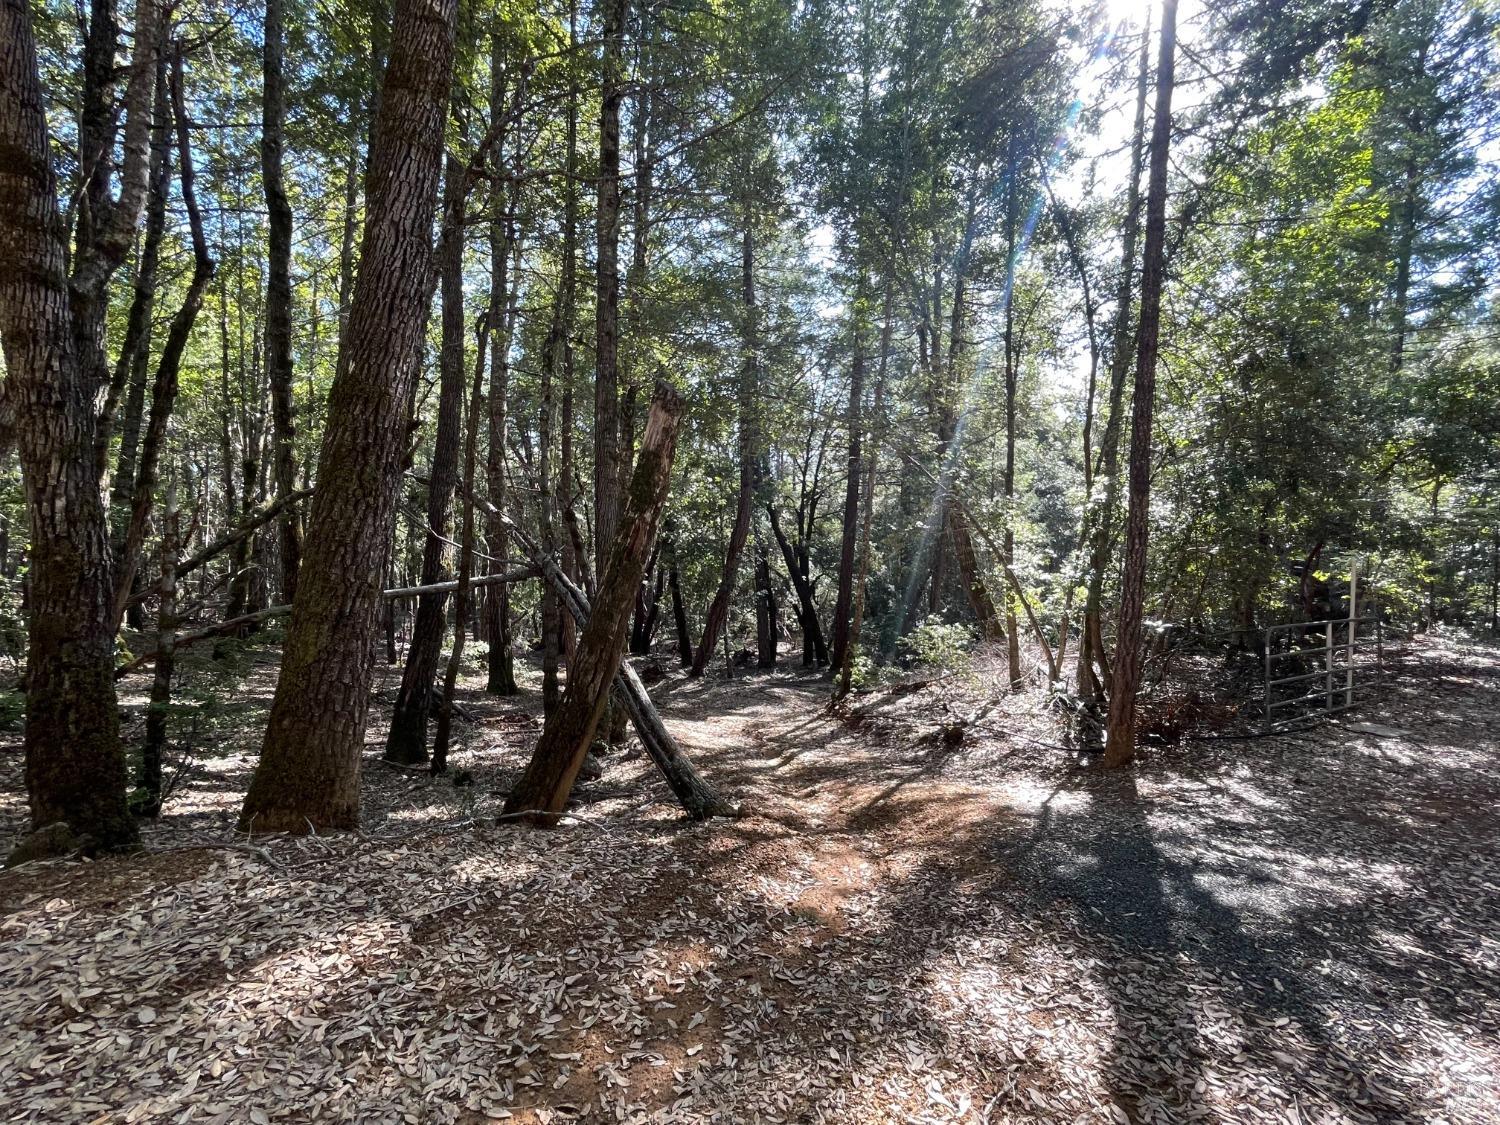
[1263,568,1382,730]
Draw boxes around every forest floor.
[2,633,1498,1124]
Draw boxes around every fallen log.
[503,383,738,822]
[117,565,536,677]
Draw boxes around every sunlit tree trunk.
[239,0,459,833]
[1104,0,1177,768]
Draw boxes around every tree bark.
[691,219,758,676]
[114,48,217,629]
[829,283,865,673]
[384,156,468,766]
[239,0,459,834]
[1077,14,1151,705]
[504,382,685,820]
[484,51,523,695]
[0,0,161,858]
[666,526,692,666]
[593,0,627,573]
[1104,0,1177,768]
[432,313,491,775]
[262,0,302,602]
[754,541,778,667]
[139,477,180,818]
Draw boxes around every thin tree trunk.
[114,48,217,630]
[432,314,491,775]
[593,0,626,572]
[484,57,523,695]
[384,155,469,766]
[504,382,684,820]
[1077,15,1150,705]
[239,0,459,834]
[829,280,865,674]
[1104,0,1177,768]
[691,218,758,676]
[666,526,692,666]
[262,0,301,602]
[102,58,170,489]
[835,277,894,700]
[140,475,180,818]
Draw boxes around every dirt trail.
[2,639,1498,1123]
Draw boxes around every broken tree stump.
[504,382,733,821]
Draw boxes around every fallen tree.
[503,382,738,822]
[116,565,536,677]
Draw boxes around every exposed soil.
[2,634,1498,1123]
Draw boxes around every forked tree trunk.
[0,0,161,859]
[755,542,778,667]
[239,0,459,834]
[1104,0,1177,768]
[262,0,302,602]
[384,156,468,766]
[504,383,686,820]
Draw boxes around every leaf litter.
[1,637,1498,1122]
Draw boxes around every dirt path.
[2,639,1498,1123]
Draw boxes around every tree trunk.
[768,504,829,666]
[504,382,685,820]
[1077,14,1150,705]
[262,0,302,602]
[593,0,626,573]
[114,49,217,629]
[755,541,778,667]
[484,54,523,695]
[102,58,170,491]
[836,277,895,700]
[384,156,468,766]
[666,528,692,666]
[691,219,758,676]
[1104,0,1177,768]
[0,0,162,859]
[432,314,491,775]
[829,285,864,673]
[139,477,179,818]
[239,0,459,833]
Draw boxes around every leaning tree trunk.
[504,382,687,819]
[262,0,302,602]
[384,156,468,766]
[0,0,161,859]
[239,0,459,834]
[1104,0,1177,769]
